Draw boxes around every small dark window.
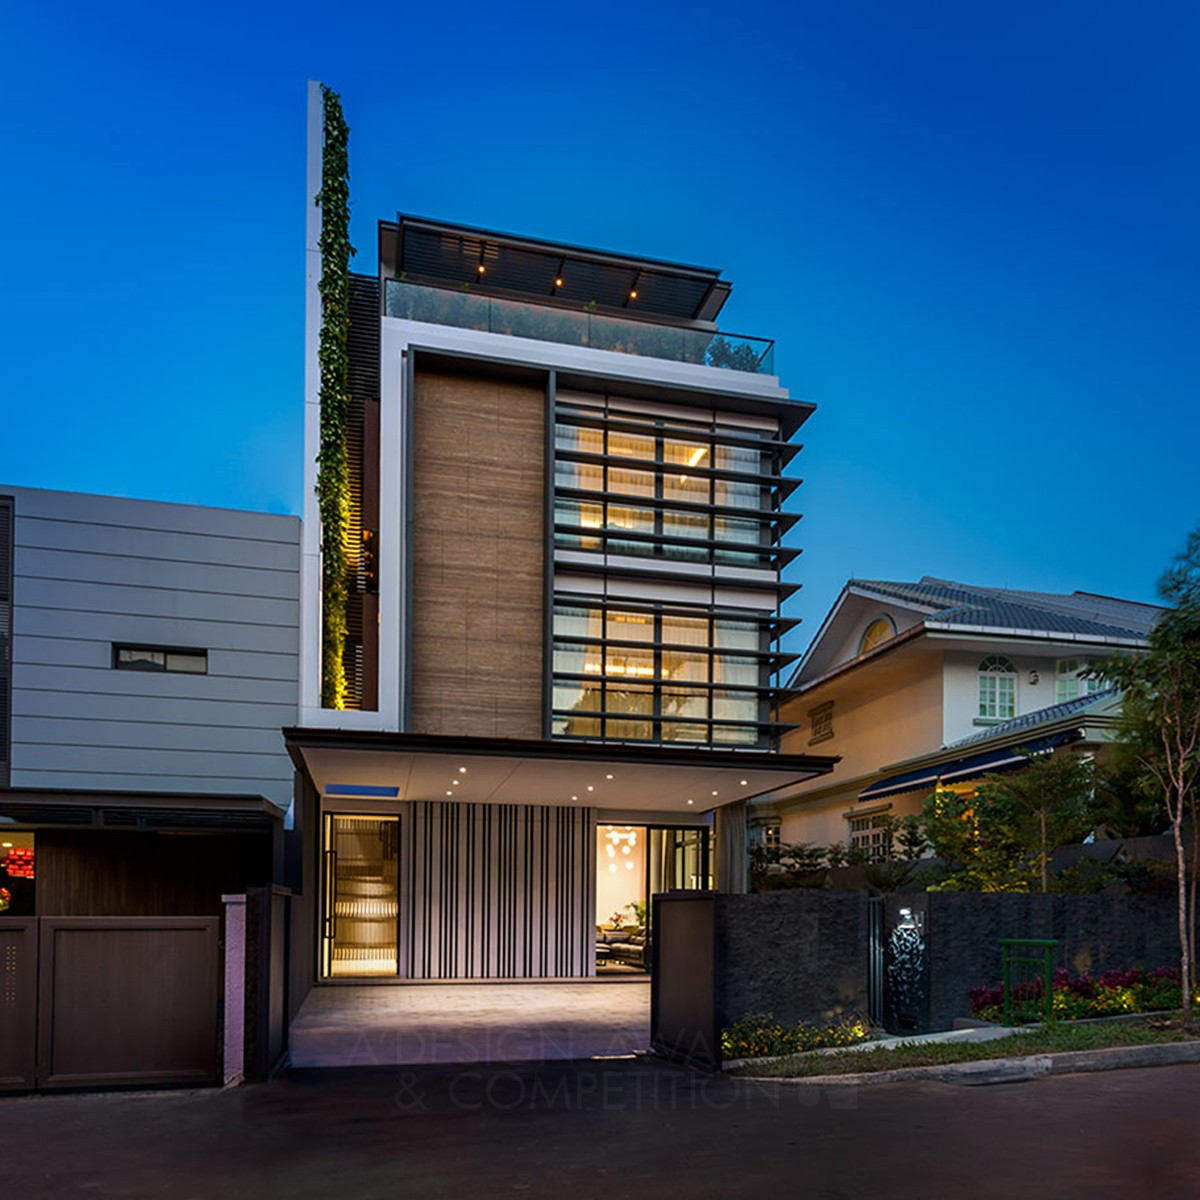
[114,645,207,674]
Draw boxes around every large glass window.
[553,413,778,567]
[551,603,771,746]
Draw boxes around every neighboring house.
[0,485,297,917]
[753,576,1161,854]
[283,83,834,984]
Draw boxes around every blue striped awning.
[858,732,1081,803]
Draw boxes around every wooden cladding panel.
[400,803,595,979]
[35,831,273,917]
[410,368,545,739]
[0,920,36,1090]
[37,917,219,1088]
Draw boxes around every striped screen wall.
[399,803,596,979]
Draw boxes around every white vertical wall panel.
[400,802,596,979]
[3,486,299,814]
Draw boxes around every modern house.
[0,485,297,910]
[283,83,835,984]
[0,485,298,1089]
[754,576,1162,854]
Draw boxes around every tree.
[1097,526,1200,1016]
[920,787,1035,892]
[704,335,765,373]
[973,753,1095,892]
[1090,742,1167,840]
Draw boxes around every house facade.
[755,577,1161,853]
[0,485,296,917]
[284,84,833,982]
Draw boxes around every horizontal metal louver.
[339,275,380,712]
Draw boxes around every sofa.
[596,927,647,970]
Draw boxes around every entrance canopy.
[285,728,836,814]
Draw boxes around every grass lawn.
[732,1018,1200,1078]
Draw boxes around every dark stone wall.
[244,886,291,1081]
[923,892,1193,1032]
[704,888,1195,1038]
[714,890,870,1027]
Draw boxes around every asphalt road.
[2,1058,1198,1199]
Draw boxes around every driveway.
[288,978,650,1067]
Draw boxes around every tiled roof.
[849,577,1159,643]
[946,688,1120,750]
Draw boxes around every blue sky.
[2,1,1197,644]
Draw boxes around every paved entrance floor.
[288,979,650,1068]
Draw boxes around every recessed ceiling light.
[573,795,579,801]
[687,799,694,805]
[1,842,10,848]
[452,779,460,785]
[629,289,638,299]
[477,264,486,274]
[587,785,594,792]
[555,277,564,287]
[740,779,748,786]
[712,790,719,796]
[606,773,613,780]
[459,767,467,774]
[445,790,453,796]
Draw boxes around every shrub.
[969,966,1200,1023]
[720,1013,870,1059]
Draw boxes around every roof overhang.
[381,215,732,324]
[0,787,284,831]
[284,728,837,815]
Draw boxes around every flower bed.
[720,1013,869,1060]
[969,966,1200,1024]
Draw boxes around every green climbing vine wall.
[315,84,354,708]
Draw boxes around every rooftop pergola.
[379,215,733,326]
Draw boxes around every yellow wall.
[776,647,944,846]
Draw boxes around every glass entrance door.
[595,823,710,974]
[321,814,399,979]
[648,827,710,893]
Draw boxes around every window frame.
[113,644,209,675]
[977,655,1017,720]
[858,615,896,656]
[808,700,835,745]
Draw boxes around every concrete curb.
[737,1039,1200,1088]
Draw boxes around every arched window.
[858,616,896,656]
[978,655,1017,720]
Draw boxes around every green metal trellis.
[999,938,1058,1025]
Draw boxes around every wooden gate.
[0,916,219,1091]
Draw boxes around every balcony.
[383,279,775,375]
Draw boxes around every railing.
[384,279,775,375]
